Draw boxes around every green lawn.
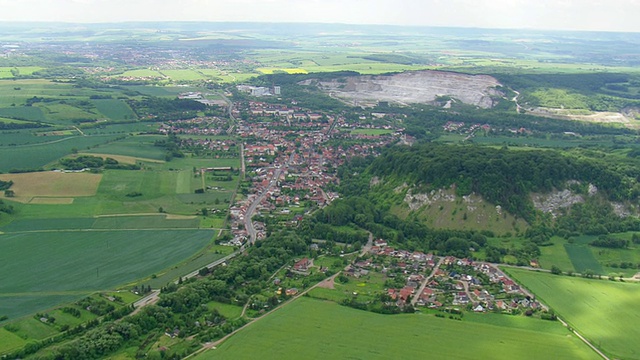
[506,268,640,360]
[0,328,27,354]
[3,317,59,340]
[308,272,387,304]
[206,301,243,319]
[196,297,598,360]
[0,229,214,320]
[48,307,98,327]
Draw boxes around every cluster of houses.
[245,101,325,121]
[443,121,492,134]
[159,117,228,136]
[346,241,543,313]
[223,96,404,246]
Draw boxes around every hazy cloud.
[0,0,638,32]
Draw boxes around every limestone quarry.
[301,70,504,108]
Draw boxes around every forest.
[369,143,633,220]
[308,142,640,264]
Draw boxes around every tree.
[550,265,562,275]
[4,190,14,197]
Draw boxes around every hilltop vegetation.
[310,143,640,266]
[370,143,636,221]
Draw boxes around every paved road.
[411,257,444,306]
[360,232,373,256]
[244,152,294,244]
[557,316,610,360]
[132,251,240,314]
[240,143,245,177]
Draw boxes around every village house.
[293,258,310,272]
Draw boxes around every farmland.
[0,171,102,203]
[0,67,43,79]
[0,328,26,353]
[0,134,122,172]
[0,229,216,319]
[1,21,640,360]
[91,99,137,120]
[85,135,167,161]
[196,297,598,360]
[160,69,206,81]
[506,268,640,360]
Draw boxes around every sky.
[1,0,639,33]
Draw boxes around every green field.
[196,297,598,360]
[0,67,43,79]
[0,229,215,320]
[92,215,199,229]
[0,215,199,232]
[117,69,165,78]
[206,301,243,319]
[123,85,203,97]
[80,122,158,135]
[86,135,167,160]
[160,69,206,81]
[506,268,640,359]
[0,117,33,124]
[538,238,575,272]
[0,106,46,121]
[36,102,99,124]
[0,134,122,172]
[0,328,26,354]
[564,243,603,274]
[92,99,137,120]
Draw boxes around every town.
[162,87,407,247]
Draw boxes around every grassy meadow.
[391,190,528,236]
[196,297,598,360]
[506,268,640,360]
